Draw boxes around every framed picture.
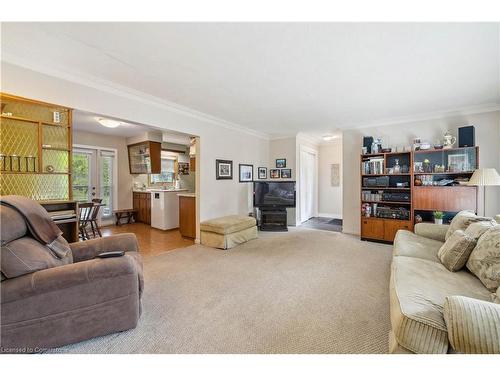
[448,154,470,172]
[239,164,254,182]
[178,162,190,175]
[280,169,292,178]
[216,159,233,180]
[258,167,267,179]
[270,169,280,179]
[331,163,340,186]
[276,158,286,168]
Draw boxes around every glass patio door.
[72,147,115,223]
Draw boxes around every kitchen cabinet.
[133,192,151,224]
[179,195,196,238]
[128,141,161,174]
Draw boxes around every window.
[150,158,175,183]
[100,150,114,219]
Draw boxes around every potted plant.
[433,211,444,225]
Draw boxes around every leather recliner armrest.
[1,254,140,304]
[70,233,139,262]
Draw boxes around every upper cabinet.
[128,141,161,174]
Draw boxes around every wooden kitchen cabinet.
[190,157,196,172]
[128,141,162,174]
[179,195,196,238]
[133,192,151,224]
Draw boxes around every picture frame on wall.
[216,159,233,180]
[239,164,254,182]
[280,169,292,178]
[270,169,280,179]
[276,158,286,168]
[258,167,267,179]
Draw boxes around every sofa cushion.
[494,286,500,303]
[465,221,498,241]
[390,256,491,353]
[446,210,495,240]
[393,230,442,263]
[437,230,477,272]
[200,215,256,235]
[466,225,500,292]
[0,205,28,245]
[443,295,500,354]
[1,236,72,279]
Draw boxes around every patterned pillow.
[446,210,494,240]
[465,221,498,241]
[494,286,500,304]
[438,230,477,272]
[466,225,500,291]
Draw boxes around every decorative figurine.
[443,130,456,149]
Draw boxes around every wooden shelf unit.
[0,93,73,201]
[360,147,479,243]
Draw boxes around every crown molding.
[342,103,500,130]
[1,54,270,140]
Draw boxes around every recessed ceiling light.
[322,134,337,141]
[97,118,122,128]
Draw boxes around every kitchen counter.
[133,189,188,193]
[177,192,195,197]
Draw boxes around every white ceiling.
[2,23,499,137]
[73,110,152,137]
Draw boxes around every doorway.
[299,146,318,223]
[72,146,117,224]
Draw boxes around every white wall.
[318,137,343,218]
[73,130,133,210]
[342,111,500,235]
[2,63,269,231]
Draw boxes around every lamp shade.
[468,168,500,186]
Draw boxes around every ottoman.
[200,215,258,249]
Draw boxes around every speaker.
[458,126,475,147]
[363,136,373,153]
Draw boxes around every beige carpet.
[54,228,393,354]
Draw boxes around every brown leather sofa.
[1,203,143,353]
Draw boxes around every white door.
[300,149,316,223]
[72,147,116,224]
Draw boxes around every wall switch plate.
[53,111,61,123]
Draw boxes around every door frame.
[73,144,118,225]
[297,144,319,224]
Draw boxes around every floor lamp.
[468,168,500,216]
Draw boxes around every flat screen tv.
[253,181,296,208]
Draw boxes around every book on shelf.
[362,157,384,175]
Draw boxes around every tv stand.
[259,207,287,231]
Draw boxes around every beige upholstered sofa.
[389,217,500,354]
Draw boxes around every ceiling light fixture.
[322,134,337,141]
[97,118,122,128]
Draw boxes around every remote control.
[96,251,125,258]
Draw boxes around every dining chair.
[78,202,94,240]
[90,198,103,238]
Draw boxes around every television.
[253,181,296,208]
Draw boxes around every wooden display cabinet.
[127,141,161,174]
[360,146,478,243]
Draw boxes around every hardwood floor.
[101,223,194,256]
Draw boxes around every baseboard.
[318,213,342,219]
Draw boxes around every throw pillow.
[446,210,494,240]
[466,226,500,292]
[438,230,477,272]
[465,221,498,241]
